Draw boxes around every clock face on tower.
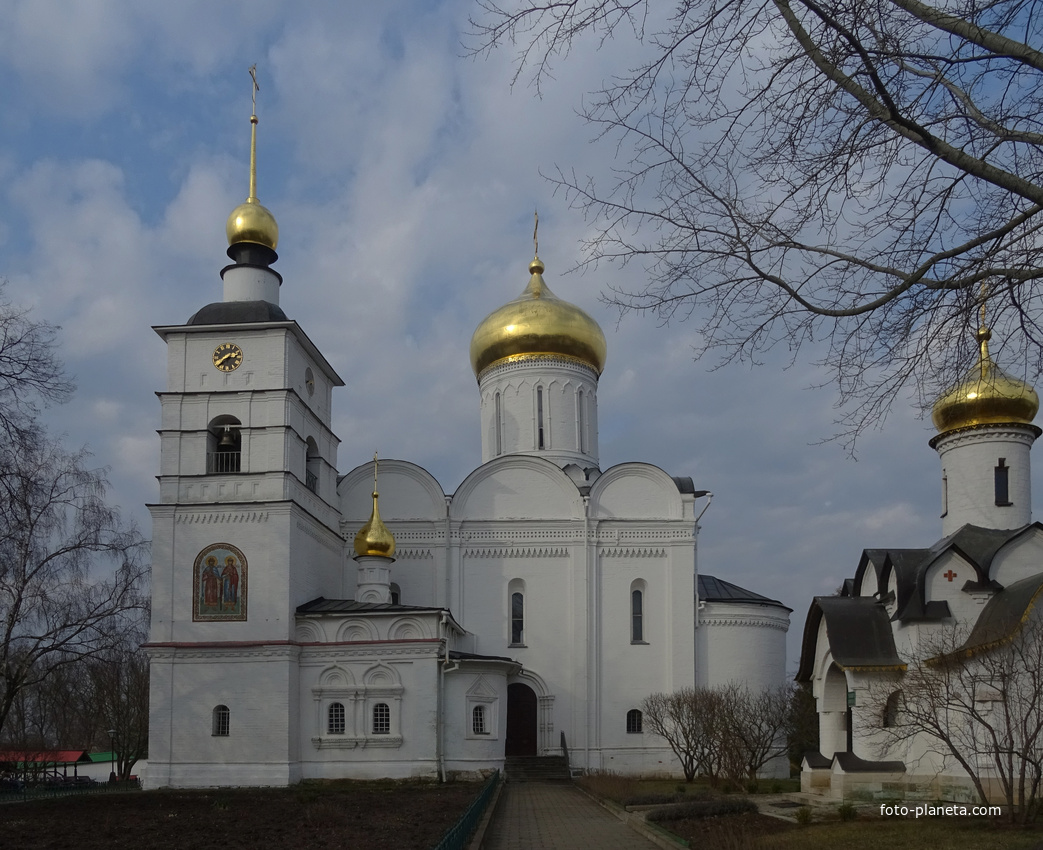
[212,342,243,372]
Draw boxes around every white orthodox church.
[143,104,790,788]
[798,323,1043,801]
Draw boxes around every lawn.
[576,774,1043,850]
[0,780,484,850]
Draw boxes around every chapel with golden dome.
[798,319,1043,803]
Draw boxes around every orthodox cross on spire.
[247,64,260,202]
[249,64,259,117]
[373,452,379,496]
[533,209,539,258]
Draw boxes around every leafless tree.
[786,681,819,772]
[643,683,794,784]
[87,614,150,781]
[0,430,147,742]
[731,684,793,781]
[643,687,728,783]
[867,621,1043,824]
[471,1,1043,441]
[0,282,72,441]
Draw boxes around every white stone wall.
[145,645,302,788]
[478,356,600,467]
[696,601,790,691]
[934,426,1035,536]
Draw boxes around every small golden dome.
[226,198,279,250]
[353,490,396,558]
[469,256,607,377]
[932,327,1039,433]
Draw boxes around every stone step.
[505,756,570,782]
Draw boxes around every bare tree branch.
[471,0,1043,443]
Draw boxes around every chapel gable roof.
[953,572,1043,657]
[796,596,904,681]
[895,524,1033,621]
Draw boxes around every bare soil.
[0,781,483,850]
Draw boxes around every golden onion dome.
[932,327,1039,434]
[353,490,396,559]
[226,197,279,250]
[469,256,607,377]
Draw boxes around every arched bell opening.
[305,436,320,493]
[207,415,242,473]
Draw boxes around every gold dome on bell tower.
[226,65,279,251]
[932,325,1039,434]
[469,217,606,378]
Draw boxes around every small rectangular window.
[472,705,488,735]
[996,459,1011,506]
[373,703,391,735]
[328,702,345,735]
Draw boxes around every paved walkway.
[482,783,660,849]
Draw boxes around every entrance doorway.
[505,683,538,756]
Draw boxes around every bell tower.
[146,68,345,787]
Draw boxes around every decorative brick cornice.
[464,547,569,559]
[395,549,434,560]
[176,511,270,524]
[600,547,667,558]
[699,616,789,632]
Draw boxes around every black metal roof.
[957,572,1043,655]
[796,596,904,681]
[188,300,289,325]
[449,650,518,664]
[698,574,791,611]
[671,476,696,494]
[832,752,906,773]
[296,597,446,616]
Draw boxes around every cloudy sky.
[0,0,985,670]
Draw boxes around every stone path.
[481,782,661,849]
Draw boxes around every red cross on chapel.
[943,569,957,582]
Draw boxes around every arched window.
[495,392,502,456]
[373,703,391,735]
[328,702,345,735]
[472,705,488,735]
[536,386,545,450]
[577,388,586,453]
[626,709,643,733]
[511,591,524,645]
[208,416,242,473]
[631,586,644,643]
[305,437,320,494]
[883,691,902,728]
[390,583,401,606]
[212,705,230,737]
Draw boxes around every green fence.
[0,778,141,804]
[431,770,501,850]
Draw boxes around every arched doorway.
[820,663,849,757]
[505,683,538,756]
